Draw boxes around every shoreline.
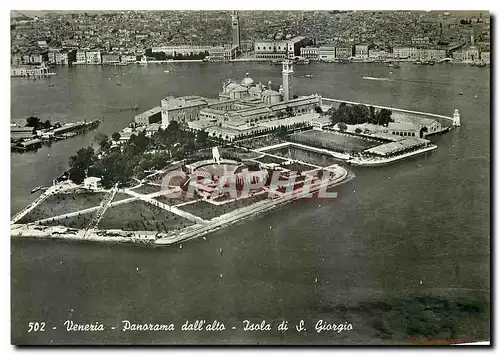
[349,145,438,166]
[33,59,489,67]
[11,165,353,246]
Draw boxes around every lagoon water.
[11,62,490,344]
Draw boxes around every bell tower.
[282,60,294,101]
[231,11,241,50]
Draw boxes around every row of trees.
[325,102,394,128]
[25,116,59,130]
[69,121,213,188]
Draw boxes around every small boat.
[116,82,122,86]
[458,91,463,96]
[31,185,42,194]
[164,70,170,73]
[304,74,313,79]
[132,104,138,110]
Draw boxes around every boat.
[458,91,463,96]
[116,82,122,86]
[164,70,170,73]
[31,185,42,194]
[304,74,313,79]
[132,104,139,110]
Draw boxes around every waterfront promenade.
[322,97,456,124]
[11,161,351,246]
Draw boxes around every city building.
[151,45,212,56]
[335,46,353,59]
[83,176,102,190]
[160,96,211,128]
[392,47,417,59]
[481,51,490,63]
[121,54,138,63]
[286,36,310,59]
[388,122,419,137]
[369,50,391,60]
[411,36,430,46]
[11,64,51,77]
[254,39,289,59]
[11,53,22,66]
[102,53,121,64]
[254,36,310,59]
[311,115,332,130]
[135,107,162,126]
[208,45,238,61]
[85,50,101,64]
[354,45,369,58]
[300,47,319,60]
[319,45,336,61]
[76,50,87,64]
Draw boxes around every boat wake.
[362,76,392,81]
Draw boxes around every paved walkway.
[11,185,60,224]
[124,188,207,224]
[322,97,454,122]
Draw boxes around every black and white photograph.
[8,7,491,346]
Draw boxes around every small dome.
[241,73,255,87]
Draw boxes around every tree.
[378,108,393,126]
[338,122,347,132]
[196,130,209,147]
[355,127,362,134]
[335,103,349,124]
[314,105,323,114]
[95,133,110,151]
[68,146,95,184]
[273,110,283,119]
[285,107,293,117]
[368,105,376,123]
[111,132,121,142]
[25,116,40,128]
[43,119,52,129]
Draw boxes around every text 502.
[28,322,46,332]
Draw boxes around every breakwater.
[322,97,455,124]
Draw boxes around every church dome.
[262,89,280,96]
[241,73,255,87]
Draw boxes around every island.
[11,61,461,246]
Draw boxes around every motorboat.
[31,185,42,194]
